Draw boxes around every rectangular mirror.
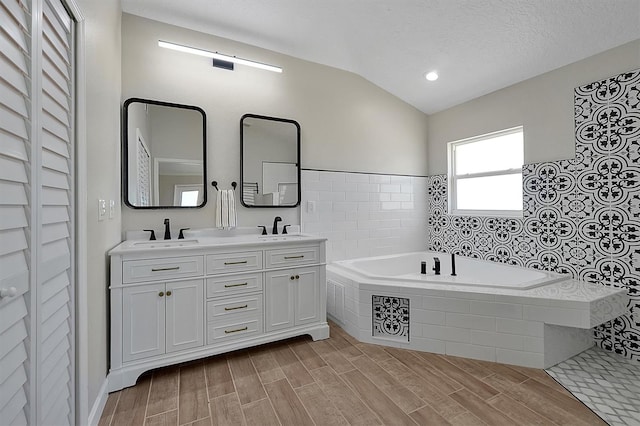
[240,114,300,207]
[123,98,207,208]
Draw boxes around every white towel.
[215,189,237,229]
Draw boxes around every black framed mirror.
[240,114,300,208]
[123,98,207,209]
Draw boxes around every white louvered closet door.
[0,0,76,424]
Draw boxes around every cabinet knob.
[290,276,295,281]
[166,290,172,296]
[158,291,164,297]
[0,287,17,298]
[295,275,300,280]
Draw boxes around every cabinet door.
[265,270,295,332]
[295,266,320,326]
[123,283,166,362]
[166,279,204,353]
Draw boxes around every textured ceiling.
[121,0,640,114]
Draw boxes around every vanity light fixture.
[425,71,439,81]
[158,40,283,73]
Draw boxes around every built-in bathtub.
[326,251,629,368]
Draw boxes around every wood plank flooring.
[100,322,606,426]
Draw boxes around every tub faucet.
[272,216,282,234]
[433,257,441,275]
[163,218,171,240]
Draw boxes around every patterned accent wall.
[426,69,640,362]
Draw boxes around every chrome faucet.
[163,218,171,240]
[272,216,282,234]
[432,257,441,275]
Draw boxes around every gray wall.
[120,13,429,234]
[77,0,122,414]
[427,40,640,174]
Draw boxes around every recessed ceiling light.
[425,71,438,81]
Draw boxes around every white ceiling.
[121,0,640,115]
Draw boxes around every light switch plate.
[98,199,107,221]
[109,200,115,219]
[307,201,316,213]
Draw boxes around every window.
[448,126,523,216]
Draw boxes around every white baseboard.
[87,377,109,426]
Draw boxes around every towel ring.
[212,181,237,191]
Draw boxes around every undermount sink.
[257,235,304,241]
[132,239,199,248]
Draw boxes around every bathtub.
[326,251,628,369]
[334,251,565,290]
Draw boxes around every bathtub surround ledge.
[328,261,628,369]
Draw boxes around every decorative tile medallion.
[372,295,409,342]
[426,68,640,362]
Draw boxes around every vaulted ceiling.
[122,0,640,114]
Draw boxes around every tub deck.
[327,261,628,369]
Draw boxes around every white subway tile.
[401,184,414,194]
[401,202,415,210]
[411,337,446,354]
[495,349,544,368]
[391,193,412,202]
[319,171,346,182]
[345,173,370,183]
[345,229,370,240]
[319,191,345,202]
[332,221,358,231]
[423,296,470,313]
[305,180,332,191]
[496,318,544,336]
[445,342,496,362]
[357,183,380,192]
[316,201,333,213]
[302,191,320,201]
[320,211,346,223]
[470,301,523,319]
[422,324,470,342]
[332,182,358,192]
[371,192,391,202]
[446,313,496,331]
[333,202,359,212]
[523,336,544,353]
[302,170,320,181]
[346,192,370,202]
[380,184,402,193]
[412,308,446,325]
[390,176,412,184]
[522,305,588,328]
[370,175,390,184]
[471,330,524,350]
[357,220,378,230]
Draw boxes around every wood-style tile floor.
[99,322,606,426]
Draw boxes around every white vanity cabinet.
[108,237,328,392]
[122,279,204,362]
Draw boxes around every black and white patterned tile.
[547,346,640,425]
[425,68,640,362]
[372,295,409,342]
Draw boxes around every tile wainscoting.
[301,169,428,262]
[427,68,640,362]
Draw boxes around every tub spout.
[451,253,457,276]
[433,257,440,275]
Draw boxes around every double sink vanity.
[107,229,328,392]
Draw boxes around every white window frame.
[447,126,523,217]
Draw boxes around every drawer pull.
[151,266,180,272]
[166,291,172,296]
[224,282,248,288]
[224,304,248,311]
[224,260,248,265]
[224,326,248,334]
[284,255,304,259]
[158,292,164,297]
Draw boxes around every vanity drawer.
[206,294,263,322]
[265,245,320,268]
[206,273,263,298]
[207,315,263,345]
[206,251,262,274]
[122,256,204,284]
